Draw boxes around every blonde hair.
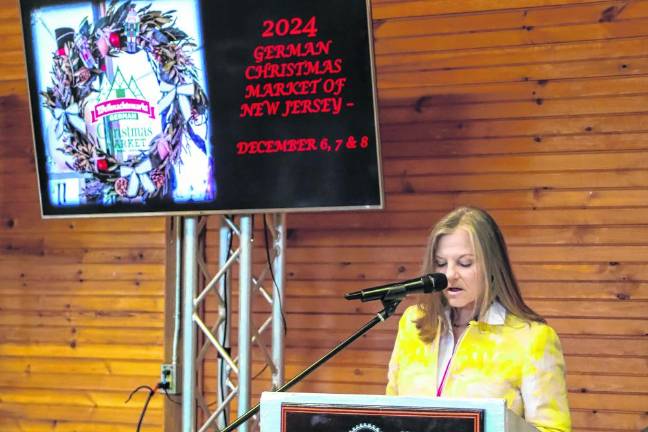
[415,207,544,342]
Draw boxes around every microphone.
[344,273,448,302]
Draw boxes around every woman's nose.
[445,263,459,281]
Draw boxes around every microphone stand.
[218,297,403,432]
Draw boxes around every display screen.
[20,0,383,217]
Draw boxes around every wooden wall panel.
[1,0,647,430]
[0,1,167,431]
[202,1,648,431]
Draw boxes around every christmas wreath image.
[40,0,210,203]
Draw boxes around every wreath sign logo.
[41,0,209,204]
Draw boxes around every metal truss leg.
[182,217,198,431]
[271,214,286,389]
[237,216,253,432]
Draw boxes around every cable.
[252,363,269,380]
[263,215,288,335]
[207,362,268,410]
[160,385,182,405]
[218,215,235,425]
[125,384,159,432]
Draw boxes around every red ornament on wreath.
[96,158,109,172]
[109,32,121,48]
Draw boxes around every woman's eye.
[435,261,447,267]
[459,261,473,268]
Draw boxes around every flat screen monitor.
[19,0,383,217]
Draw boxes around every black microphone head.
[422,273,448,293]
[344,291,360,300]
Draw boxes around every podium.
[260,392,536,432]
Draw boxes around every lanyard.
[436,326,470,396]
[436,356,452,396]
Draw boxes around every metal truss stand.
[179,214,286,432]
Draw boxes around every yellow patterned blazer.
[386,303,572,432]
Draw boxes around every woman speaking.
[386,207,572,432]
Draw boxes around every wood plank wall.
[1,0,647,431]
[0,1,167,430]
[204,1,648,431]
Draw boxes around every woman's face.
[433,228,487,318]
